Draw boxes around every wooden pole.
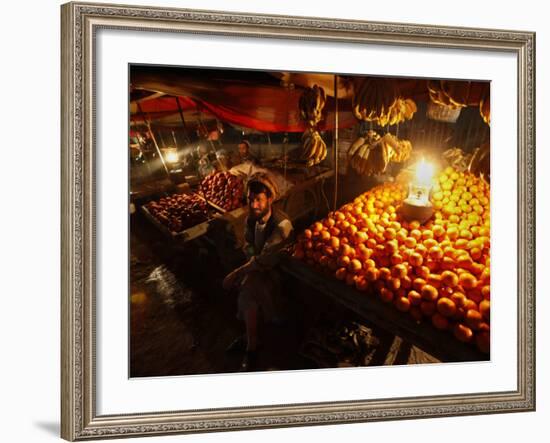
[175,97,192,144]
[136,101,171,178]
[333,75,339,211]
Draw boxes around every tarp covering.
[130,67,356,132]
[130,66,489,133]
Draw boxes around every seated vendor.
[222,175,293,371]
[236,139,259,165]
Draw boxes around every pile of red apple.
[200,171,244,211]
[145,192,209,233]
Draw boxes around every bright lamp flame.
[415,158,435,186]
[163,148,179,164]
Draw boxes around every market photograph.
[128,65,491,376]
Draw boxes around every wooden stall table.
[280,255,488,363]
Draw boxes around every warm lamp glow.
[163,147,179,164]
[415,158,435,186]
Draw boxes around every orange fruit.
[432,313,450,330]
[385,240,399,255]
[365,267,380,282]
[384,228,397,240]
[313,222,324,233]
[340,243,353,257]
[459,272,478,290]
[395,296,411,312]
[355,277,369,292]
[453,323,474,343]
[420,284,438,302]
[366,238,377,249]
[422,230,434,241]
[465,309,483,330]
[335,268,347,280]
[413,278,427,292]
[415,265,430,279]
[404,237,417,248]
[433,225,445,238]
[401,275,412,289]
[408,290,422,306]
[392,264,408,279]
[379,288,394,303]
[408,252,423,267]
[446,226,459,240]
[364,259,376,269]
[420,301,437,317]
[337,255,351,268]
[428,246,444,260]
[476,331,490,354]
[348,259,362,274]
[450,292,467,308]
[427,274,442,288]
[415,244,428,257]
[424,238,439,250]
[467,288,483,304]
[441,270,459,287]
[479,300,490,322]
[391,253,404,266]
[437,297,457,317]
[379,267,392,281]
[481,285,490,300]
[345,272,357,286]
[388,278,401,291]
[425,259,439,272]
[463,299,478,312]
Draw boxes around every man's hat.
[239,140,251,150]
[246,171,279,200]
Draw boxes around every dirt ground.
[129,213,438,378]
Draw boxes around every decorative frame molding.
[61,2,535,440]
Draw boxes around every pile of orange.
[293,166,490,354]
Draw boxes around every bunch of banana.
[301,127,327,166]
[442,147,471,172]
[298,84,326,127]
[428,80,471,109]
[348,131,413,176]
[386,98,418,126]
[352,77,400,125]
[393,139,413,163]
[479,87,490,125]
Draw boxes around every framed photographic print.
[61,1,535,440]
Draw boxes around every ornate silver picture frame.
[61,1,535,440]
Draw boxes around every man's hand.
[223,268,242,291]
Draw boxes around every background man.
[236,139,259,164]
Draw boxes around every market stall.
[128,65,491,375]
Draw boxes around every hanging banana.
[298,85,327,166]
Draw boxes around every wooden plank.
[280,256,488,363]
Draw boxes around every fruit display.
[298,85,328,166]
[427,80,471,109]
[298,84,326,127]
[352,78,417,127]
[145,192,210,233]
[347,130,413,176]
[293,166,491,354]
[200,171,244,211]
[301,127,328,167]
